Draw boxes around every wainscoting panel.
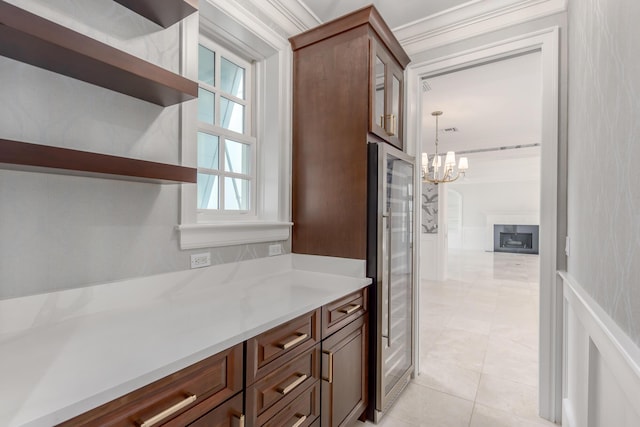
[560,272,640,427]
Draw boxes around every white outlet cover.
[190,252,211,269]
[268,244,282,256]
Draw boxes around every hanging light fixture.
[421,111,468,184]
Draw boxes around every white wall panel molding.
[394,0,567,55]
[560,271,640,427]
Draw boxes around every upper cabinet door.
[369,38,404,150]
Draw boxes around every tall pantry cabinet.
[289,5,411,260]
[289,6,411,425]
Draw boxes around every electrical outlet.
[191,252,211,269]
[268,244,282,256]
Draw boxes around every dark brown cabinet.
[321,290,368,427]
[246,310,322,427]
[370,38,405,149]
[57,344,243,427]
[170,393,244,427]
[55,292,368,427]
[289,5,410,260]
[321,316,368,427]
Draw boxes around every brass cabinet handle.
[322,350,334,384]
[291,414,307,427]
[231,412,245,427]
[138,394,197,427]
[379,115,385,128]
[384,114,397,136]
[277,373,308,395]
[278,333,308,350]
[339,304,361,314]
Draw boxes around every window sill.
[176,221,292,250]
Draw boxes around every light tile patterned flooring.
[357,250,557,427]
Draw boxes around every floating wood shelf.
[0,139,197,184]
[114,0,198,28]
[0,1,198,106]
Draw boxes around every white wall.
[448,179,540,251]
[0,1,290,300]
[567,0,640,347]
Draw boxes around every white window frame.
[196,38,257,218]
[177,3,292,250]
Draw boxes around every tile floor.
[357,250,557,427]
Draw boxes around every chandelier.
[421,111,468,184]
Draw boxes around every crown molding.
[394,0,567,56]
[248,0,320,37]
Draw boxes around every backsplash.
[0,2,290,300]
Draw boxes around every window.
[177,4,292,250]
[196,40,255,215]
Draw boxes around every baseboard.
[560,271,640,426]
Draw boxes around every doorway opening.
[408,28,562,424]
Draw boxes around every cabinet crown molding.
[289,4,410,68]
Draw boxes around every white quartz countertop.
[0,254,371,427]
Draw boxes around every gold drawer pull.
[339,304,361,314]
[138,394,197,427]
[323,350,334,384]
[232,412,245,427]
[292,414,307,427]
[278,374,308,395]
[278,333,308,350]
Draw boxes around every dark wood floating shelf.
[0,1,198,107]
[114,0,198,28]
[0,139,197,184]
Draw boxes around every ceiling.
[299,0,470,29]
[421,52,543,183]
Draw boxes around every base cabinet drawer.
[247,309,321,384]
[247,346,320,426]
[57,344,243,427]
[258,381,320,427]
[322,289,367,338]
[186,393,244,427]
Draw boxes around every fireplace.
[493,224,539,254]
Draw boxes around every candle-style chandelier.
[421,111,468,184]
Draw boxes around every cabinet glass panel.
[221,57,245,99]
[374,56,385,129]
[383,155,413,395]
[197,132,219,170]
[224,139,250,174]
[198,88,215,125]
[391,75,400,137]
[224,177,250,210]
[220,97,244,133]
[197,173,219,209]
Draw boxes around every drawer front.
[322,288,367,338]
[186,393,244,427]
[57,344,243,427]
[258,381,320,427]
[247,345,320,425]
[247,309,321,384]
